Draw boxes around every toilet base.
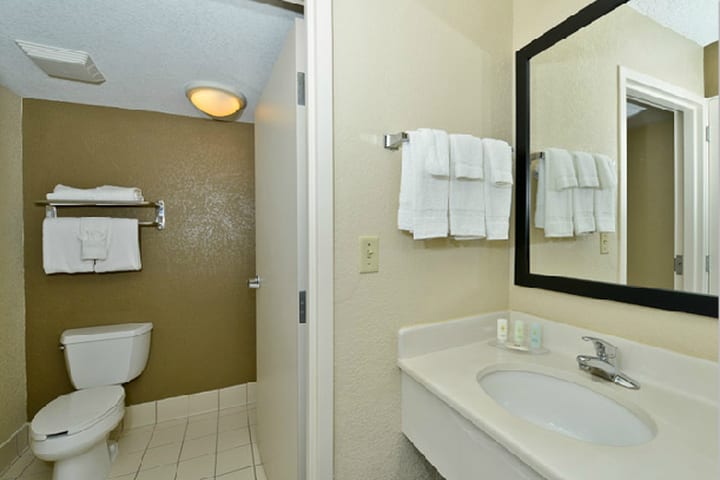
[52,437,111,480]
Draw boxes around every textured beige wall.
[23,100,256,417]
[512,0,718,360]
[333,0,513,478]
[0,85,27,443]
[528,5,703,282]
[627,116,675,289]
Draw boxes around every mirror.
[515,0,718,317]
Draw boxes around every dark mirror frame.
[515,0,719,318]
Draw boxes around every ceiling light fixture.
[185,82,246,120]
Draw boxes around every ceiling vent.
[15,40,105,84]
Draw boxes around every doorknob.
[248,275,262,289]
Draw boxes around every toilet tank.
[60,323,153,389]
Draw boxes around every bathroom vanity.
[398,312,718,480]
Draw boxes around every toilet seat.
[31,386,125,441]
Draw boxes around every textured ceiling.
[0,0,300,123]
[627,0,718,47]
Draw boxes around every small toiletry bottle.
[496,318,508,344]
[530,322,542,350]
[513,319,525,346]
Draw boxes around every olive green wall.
[23,100,256,417]
[705,41,718,98]
[0,85,26,448]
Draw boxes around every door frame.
[305,1,334,478]
[618,66,708,292]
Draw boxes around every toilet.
[30,323,153,480]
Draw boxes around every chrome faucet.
[576,336,640,390]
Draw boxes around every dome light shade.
[185,82,246,120]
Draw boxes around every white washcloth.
[593,154,617,232]
[79,217,111,260]
[541,148,574,237]
[483,138,513,240]
[421,129,451,177]
[47,184,144,202]
[43,218,94,274]
[449,134,485,238]
[571,152,598,235]
[534,158,546,229]
[94,219,142,272]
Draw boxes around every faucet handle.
[581,336,617,361]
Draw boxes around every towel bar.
[36,200,166,230]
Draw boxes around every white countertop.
[398,311,719,480]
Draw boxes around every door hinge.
[706,255,711,274]
[674,255,684,275]
[706,125,711,142]
[297,72,306,106]
[298,290,307,324]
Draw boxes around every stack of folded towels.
[534,148,617,238]
[398,129,513,240]
[43,185,144,274]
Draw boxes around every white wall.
[332,0,513,478]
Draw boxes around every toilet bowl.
[30,323,152,480]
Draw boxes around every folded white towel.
[571,152,597,235]
[546,147,578,191]
[449,134,485,238]
[593,154,617,232]
[397,130,449,239]
[483,138,513,240]
[541,148,574,237]
[94,219,142,272]
[47,184,144,202]
[421,129,450,177]
[79,217,111,260]
[43,218,95,274]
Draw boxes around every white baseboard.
[123,382,256,430]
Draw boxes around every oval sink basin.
[478,369,656,446]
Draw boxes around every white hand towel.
[43,218,95,274]
[94,219,142,272]
[79,217,111,260]
[449,134,486,238]
[47,184,144,202]
[483,138,513,240]
[413,129,450,239]
[534,158,546,229]
[542,148,574,237]
[593,154,617,232]
[571,152,598,235]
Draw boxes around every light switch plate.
[359,236,379,273]
[600,232,610,255]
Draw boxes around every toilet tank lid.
[61,323,153,345]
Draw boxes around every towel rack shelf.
[35,200,166,230]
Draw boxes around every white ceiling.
[0,0,301,123]
[627,0,718,47]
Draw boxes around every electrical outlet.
[600,232,610,255]
[359,236,379,273]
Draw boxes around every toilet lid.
[31,386,124,440]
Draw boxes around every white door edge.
[305,0,335,479]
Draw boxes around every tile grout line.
[171,418,190,480]
[247,386,258,480]
[213,392,220,479]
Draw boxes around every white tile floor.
[2,405,266,480]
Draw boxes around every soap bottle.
[530,322,543,350]
[496,318,508,344]
[513,319,525,346]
